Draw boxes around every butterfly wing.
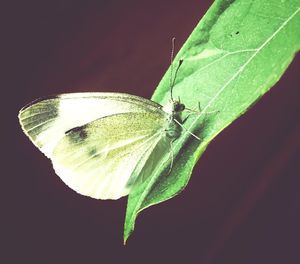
[18,93,162,157]
[51,112,169,199]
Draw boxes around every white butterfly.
[19,92,191,199]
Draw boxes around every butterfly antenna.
[170,37,176,101]
[171,59,183,88]
[170,39,184,102]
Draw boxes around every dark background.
[3,1,300,263]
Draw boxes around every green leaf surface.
[124,0,300,243]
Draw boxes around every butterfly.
[18,38,203,200]
[18,90,198,199]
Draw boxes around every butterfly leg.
[182,113,191,124]
[198,102,220,114]
[198,101,202,112]
[174,119,201,140]
[187,102,219,115]
[167,140,174,175]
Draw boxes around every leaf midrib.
[185,6,300,143]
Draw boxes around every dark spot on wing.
[66,125,88,143]
[88,147,99,158]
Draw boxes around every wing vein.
[25,118,57,132]
[20,111,55,121]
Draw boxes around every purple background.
[3,1,300,263]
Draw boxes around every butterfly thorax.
[162,100,185,139]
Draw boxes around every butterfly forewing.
[18,93,163,157]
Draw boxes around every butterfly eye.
[174,103,185,112]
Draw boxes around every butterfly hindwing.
[51,111,168,199]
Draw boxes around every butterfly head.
[162,99,185,119]
[172,100,185,114]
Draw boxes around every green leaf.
[124,0,300,243]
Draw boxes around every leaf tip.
[123,227,133,245]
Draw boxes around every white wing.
[18,93,162,157]
[51,112,169,199]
